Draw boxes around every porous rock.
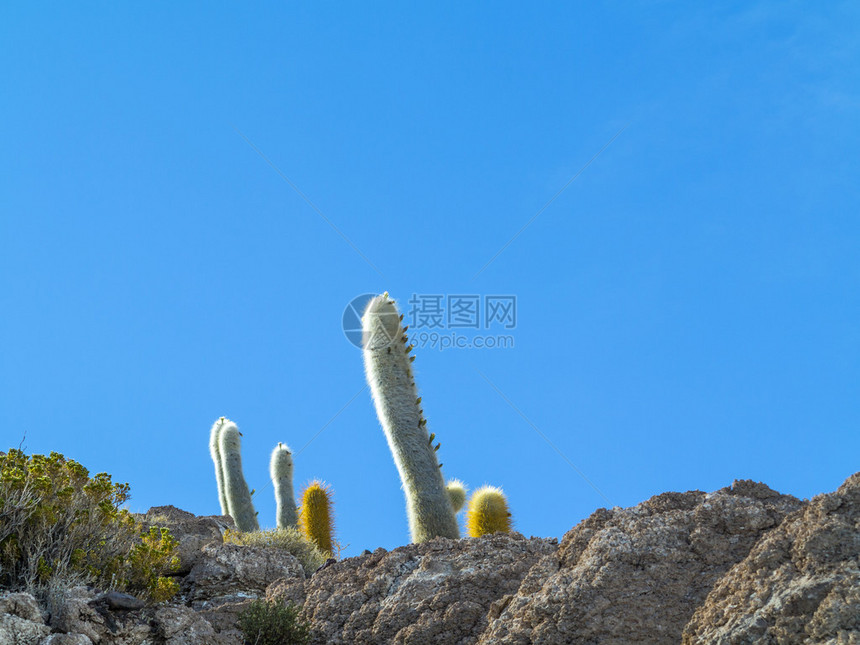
[153,605,237,645]
[300,532,558,645]
[183,542,305,607]
[48,586,106,644]
[41,635,95,645]
[477,480,803,644]
[683,472,860,644]
[0,613,51,645]
[48,585,153,645]
[0,591,47,623]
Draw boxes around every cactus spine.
[299,480,335,556]
[218,419,260,532]
[446,479,468,514]
[209,417,230,515]
[362,294,460,543]
[466,486,512,537]
[271,442,298,529]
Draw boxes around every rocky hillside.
[2,472,857,644]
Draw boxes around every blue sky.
[2,3,858,557]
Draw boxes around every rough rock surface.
[42,635,95,645]
[0,592,51,644]
[1,474,857,644]
[48,585,154,645]
[300,532,557,645]
[477,480,803,644]
[180,542,306,643]
[684,472,860,644]
[0,613,51,644]
[138,506,234,575]
[184,541,305,605]
[0,591,48,623]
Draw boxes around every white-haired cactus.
[446,479,468,514]
[362,293,460,542]
[209,417,230,515]
[218,419,260,532]
[271,442,298,529]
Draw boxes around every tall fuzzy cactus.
[466,486,512,537]
[218,419,260,532]
[362,293,459,543]
[299,480,335,556]
[209,417,230,515]
[271,442,298,529]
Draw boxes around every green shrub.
[223,527,328,574]
[238,599,310,645]
[125,526,181,601]
[0,449,179,601]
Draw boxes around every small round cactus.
[446,479,468,514]
[466,486,512,537]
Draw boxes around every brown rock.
[93,592,145,612]
[0,613,51,644]
[194,599,250,643]
[47,585,153,645]
[301,533,557,645]
[0,591,47,623]
[48,587,106,644]
[153,605,240,645]
[683,471,860,644]
[41,635,95,645]
[266,575,308,607]
[139,505,233,575]
[183,542,305,608]
[477,480,802,645]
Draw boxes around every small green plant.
[223,527,327,574]
[125,527,181,601]
[238,598,310,645]
[0,449,179,600]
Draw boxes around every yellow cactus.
[466,486,512,537]
[298,480,335,557]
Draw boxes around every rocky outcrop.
[0,592,51,644]
[140,506,234,575]
[477,480,803,644]
[684,472,860,644]
[1,474,857,644]
[299,532,557,645]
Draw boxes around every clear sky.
[2,3,858,557]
